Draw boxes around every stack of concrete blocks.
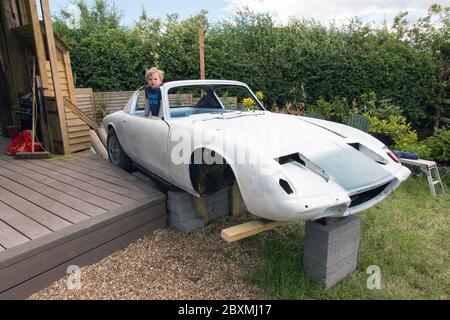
[303,215,361,288]
[167,187,246,233]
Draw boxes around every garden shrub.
[307,97,351,122]
[424,127,450,164]
[368,115,430,158]
[95,102,109,122]
[357,92,403,119]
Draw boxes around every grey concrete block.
[167,198,196,214]
[305,256,357,288]
[305,215,360,244]
[167,190,192,204]
[167,214,204,233]
[167,209,198,223]
[304,238,359,266]
[167,187,233,233]
[304,250,358,277]
[303,215,361,288]
[304,235,360,265]
[209,207,230,221]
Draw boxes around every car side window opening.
[131,89,161,118]
[167,85,263,118]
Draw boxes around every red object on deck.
[6,125,22,139]
[6,130,41,156]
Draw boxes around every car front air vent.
[278,153,306,166]
[347,142,388,165]
[279,179,294,194]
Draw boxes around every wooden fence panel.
[93,91,135,114]
[89,90,239,117]
[74,88,96,121]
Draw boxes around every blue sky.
[49,0,448,26]
[49,0,229,26]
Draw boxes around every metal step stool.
[400,158,445,197]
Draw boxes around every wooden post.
[31,59,36,152]
[63,51,77,105]
[27,0,49,96]
[199,28,205,80]
[40,0,70,154]
[36,74,51,151]
[231,181,241,217]
[0,3,17,104]
[194,196,208,224]
[0,65,12,137]
[17,0,31,25]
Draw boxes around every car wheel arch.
[189,147,238,196]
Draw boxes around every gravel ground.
[29,215,267,300]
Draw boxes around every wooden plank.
[0,200,51,240]
[0,174,90,224]
[0,159,120,211]
[67,118,87,127]
[0,214,166,299]
[194,197,208,224]
[0,156,132,205]
[0,220,29,249]
[0,185,71,231]
[64,97,99,129]
[46,158,145,193]
[70,156,130,178]
[231,181,240,217]
[27,1,49,95]
[73,154,160,196]
[41,0,70,154]
[0,197,165,296]
[9,0,20,25]
[68,131,91,139]
[67,124,90,133]
[17,0,31,25]
[26,159,143,200]
[69,141,92,153]
[63,52,77,105]
[0,165,106,217]
[69,135,91,145]
[65,111,79,120]
[221,220,287,243]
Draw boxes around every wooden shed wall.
[0,0,32,106]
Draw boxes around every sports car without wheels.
[103,80,410,221]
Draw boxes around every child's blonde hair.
[145,67,164,82]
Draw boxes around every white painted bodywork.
[103,80,411,221]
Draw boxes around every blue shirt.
[145,87,161,116]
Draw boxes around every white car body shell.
[103,80,411,221]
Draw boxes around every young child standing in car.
[144,67,164,117]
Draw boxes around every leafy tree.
[53,0,151,90]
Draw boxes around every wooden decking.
[0,136,166,299]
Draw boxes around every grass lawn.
[244,171,450,299]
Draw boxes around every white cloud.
[223,0,448,25]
